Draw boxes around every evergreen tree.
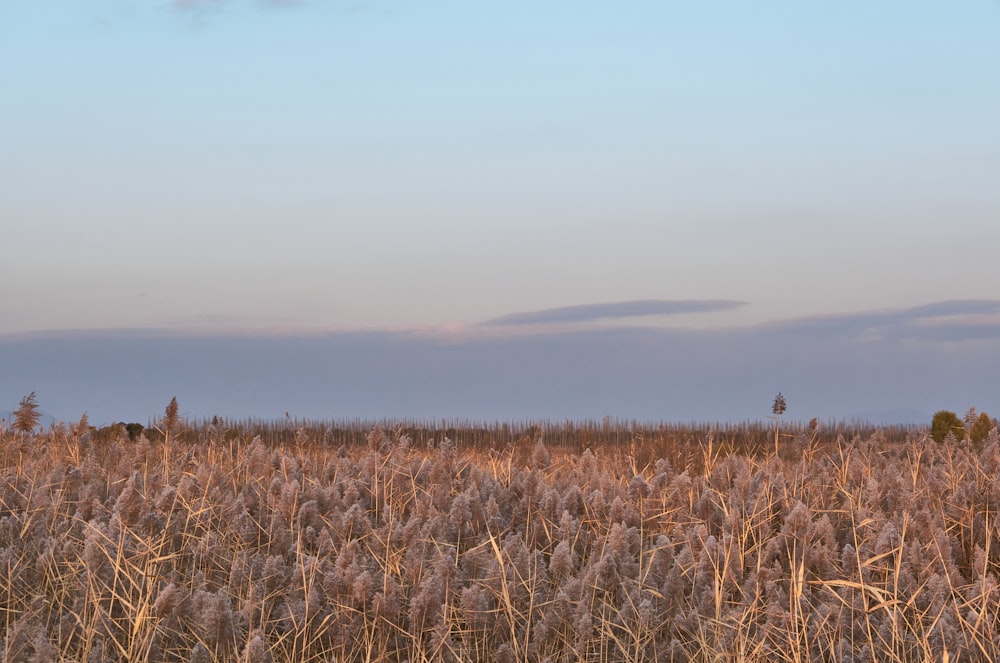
[971,411,994,445]
[772,392,787,416]
[771,392,787,455]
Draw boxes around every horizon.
[0,404,948,433]
[4,297,998,426]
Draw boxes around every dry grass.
[0,419,998,661]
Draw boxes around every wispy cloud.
[170,0,302,12]
[171,0,224,10]
[484,299,747,327]
[903,300,1000,318]
[760,299,1000,341]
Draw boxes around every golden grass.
[0,420,997,661]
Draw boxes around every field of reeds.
[2,417,999,661]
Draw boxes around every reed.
[0,418,996,661]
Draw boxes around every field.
[1,418,999,661]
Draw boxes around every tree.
[971,411,994,445]
[772,392,787,417]
[13,391,42,434]
[771,392,787,455]
[931,410,965,443]
[125,422,145,442]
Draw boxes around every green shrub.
[931,410,965,443]
[971,411,994,445]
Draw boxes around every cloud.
[0,323,989,425]
[170,0,302,12]
[4,299,998,426]
[902,300,1000,318]
[484,299,747,326]
[171,0,224,10]
[759,299,1000,341]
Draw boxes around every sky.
[2,1,999,425]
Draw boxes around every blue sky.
[2,1,999,424]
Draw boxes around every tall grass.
[0,418,995,661]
